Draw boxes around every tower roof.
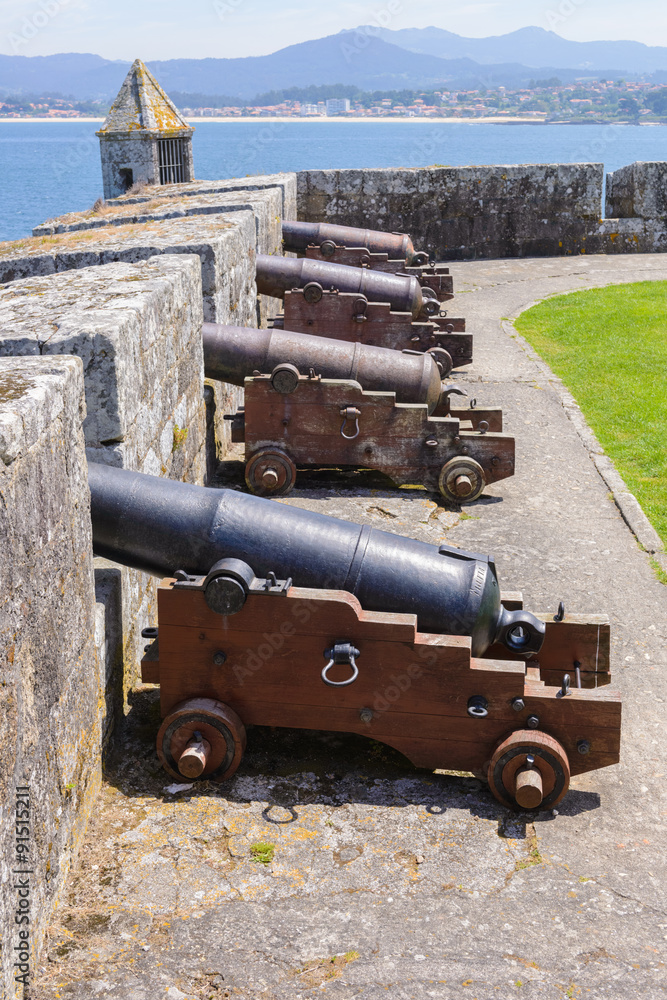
[97,59,193,136]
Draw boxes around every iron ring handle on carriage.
[340,406,361,440]
[322,643,361,687]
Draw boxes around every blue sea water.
[0,119,666,242]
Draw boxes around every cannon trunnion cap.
[204,559,255,615]
[172,559,292,617]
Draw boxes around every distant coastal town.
[2,78,667,123]
[0,96,104,119]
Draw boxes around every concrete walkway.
[33,256,667,1000]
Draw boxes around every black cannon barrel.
[88,464,545,659]
[202,323,444,413]
[282,221,417,263]
[256,254,426,319]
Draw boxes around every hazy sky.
[1,0,667,60]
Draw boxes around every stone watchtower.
[97,59,194,200]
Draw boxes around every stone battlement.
[297,161,667,259]
[0,172,295,995]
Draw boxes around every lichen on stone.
[96,60,194,139]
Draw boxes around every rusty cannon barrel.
[202,323,450,412]
[255,254,438,320]
[88,463,545,659]
[282,221,427,266]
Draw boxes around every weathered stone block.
[0,255,206,471]
[0,254,56,283]
[0,356,99,997]
[0,218,261,465]
[606,161,667,220]
[0,255,207,701]
[595,216,667,254]
[1,214,257,327]
[106,172,298,221]
[297,163,606,260]
[32,187,281,330]
[33,189,284,260]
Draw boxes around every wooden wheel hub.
[245,449,296,496]
[438,457,485,503]
[487,730,570,811]
[157,698,246,782]
[455,474,473,497]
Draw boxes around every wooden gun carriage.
[87,463,621,815]
[141,565,621,813]
[226,371,512,502]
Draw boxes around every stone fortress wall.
[0,255,208,711]
[0,356,99,994]
[0,157,666,993]
[298,161,667,259]
[0,171,295,995]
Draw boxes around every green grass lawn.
[515,281,667,546]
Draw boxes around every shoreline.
[185,116,550,124]
[0,116,654,125]
[0,116,545,125]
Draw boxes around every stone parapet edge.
[503,313,667,575]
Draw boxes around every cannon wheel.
[487,730,570,811]
[245,449,297,496]
[438,457,485,503]
[157,698,246,783]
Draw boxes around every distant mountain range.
[0,27,664,103]
[371,26,667,75]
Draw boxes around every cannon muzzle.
[88,464,545,659]
[282,222,420,264]
[202,323,446,413]
[256,254,434,320]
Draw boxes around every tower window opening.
[158,138,186,185]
